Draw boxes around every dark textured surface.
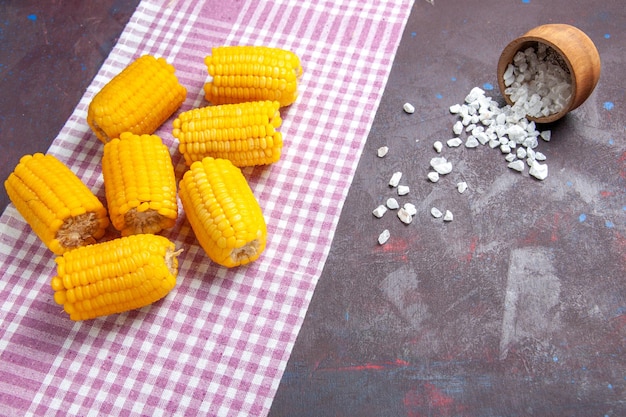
[0,0,140,213]
[269,0,626,416]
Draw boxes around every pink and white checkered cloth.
[0,1,413,415]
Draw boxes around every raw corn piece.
[203,45,302,107]
[179,157,267,267]
[4,153,109,255]
[173,100,283,167]
[102,132,178,236]
[87,55,187,143]
[50,234,180,321]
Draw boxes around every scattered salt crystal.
[389,171,402,187]
[516,147,527,159]
[474,131,489,145]
[508,160,525,172]
[387,197,400,209]
[457,182,468,193]
[447,138,463,148]
[397,207,413,224]
[535,151,546,161]
[377,146,389,157]
[506,125,526,143]
[449,104,462,114]
[428,171,440,183]
[397,185,410,196]
[465,136,480,148]
[403,102,415,114]
[433,141,443,153]
[453,121,464,135]
[430,157,453,175]
[378,229,391,245]
[465,87,485,104]
[500,144,512,154]
[488,139,500,149]
[431,207,443,218]
[372,205,387,218]
[540,130,551,141]
[443,210,453,222]
[529,161,548,180]
[505,153,517,162]
[403,203,417,216]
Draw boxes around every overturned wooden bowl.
[497,24,601,124]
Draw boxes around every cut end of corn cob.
[87,55,187,143]
[103,132,179,236]
[173,100,283,167]
[179,157,267,268]
[4,153,109,255]
[50,234,181,321]
[203,46,302,107]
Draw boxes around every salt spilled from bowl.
[497,24,601,124]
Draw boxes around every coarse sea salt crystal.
[540,130,551,141]
[372,205,387,218]
[378,229,390,245]
[387,197,400,209]
[403,102,415,114]
[443,210,453,222]
[434,141,443,153]
[428,171,440,183]
[398,207,413,224]
[457,181,468,193]
[465,136,480,148]
[397,185,410,196]
[377,146,389,157]
[529,161,548,180]
[453,121,464,135]
[403,203,417,216]
[389,171,402,187]
[447,138,463,148]
[465,87,485,104]
[508,160,525,172]
[449,104,462,114]
[430,157,453,175]
[431,207,443,218]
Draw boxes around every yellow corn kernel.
[203,46,302,107]
[179,157,266,267]
[50,234,180,321]
[87,55,187,143]
[173,100,283,167]
[102,132,178,236]
[4,153,109,255]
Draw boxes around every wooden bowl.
[497,24,601,123]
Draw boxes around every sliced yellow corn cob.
[4,153,109,255]
[203,45,302,107]
[178,157,266,267]
[173,100,283,167]
[87,55,187,143]
[50,234,180,321]
[102,132,178,236]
